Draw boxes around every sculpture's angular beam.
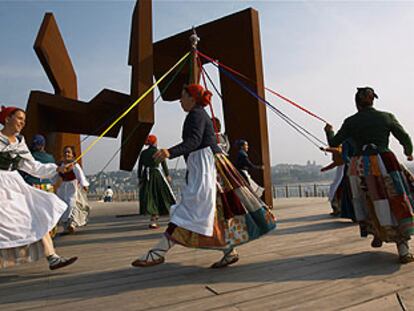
[25,89,132,137]
[120,0,154,170]
[153,8,273,207]
[23,13,81,162]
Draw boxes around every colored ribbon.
[75,51,191,163]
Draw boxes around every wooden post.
[299,184,302,198]
[285,185,289,198]
[314,184,317,197]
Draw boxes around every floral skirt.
[348,151,414,243]
[166,153,276,250]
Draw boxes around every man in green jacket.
[324,87,414,264]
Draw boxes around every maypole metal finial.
[189,27,200,50]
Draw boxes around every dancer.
[137,134,176,229]
[55,145,91,234]
[321,141,356,220]
[22,134,55,190]
[211,117,230,154]
[131,84,276,268]
[325,87,414,263]
[235,139,264,197]
[0,106,77,270]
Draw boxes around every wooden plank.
[1,199,412,311]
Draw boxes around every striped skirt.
[166,153,276,250]
[348,151,414,242]
[0,241,44,269]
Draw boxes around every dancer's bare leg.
[42,234,78,270]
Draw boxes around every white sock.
[140,235,175,262]
[397,241,410,257]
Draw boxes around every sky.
[1,0,414,174]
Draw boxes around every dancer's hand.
[324,123,333,132]
[83,186,89,192]
[167,176,172,183]
[407,155,413,161]
[153,149,170,163]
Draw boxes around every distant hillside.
[87,161,347,193]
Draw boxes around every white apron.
[328,165,345,202]
[170,147,216,236]
[0,134,66,249]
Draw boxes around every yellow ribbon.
[75,51,191,163]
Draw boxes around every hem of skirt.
[169,219,214,237]
[165,224,276,251]
[0,236,44,250]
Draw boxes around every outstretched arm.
[389,113,413,158]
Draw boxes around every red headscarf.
[145,134,157,146]
[0,106,20,125]
[184,84,212,107]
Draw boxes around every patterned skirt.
[348,151,414,242]
[166,153,276,250]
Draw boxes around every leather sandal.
[399,253,414,264]
[131,249,165,267]
[210,253,239,269]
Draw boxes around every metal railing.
[88,183,330,201]
[272,184,330,198]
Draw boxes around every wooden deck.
[1,198,413,310]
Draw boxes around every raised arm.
[17,141,58,179]
[325,120,351,147]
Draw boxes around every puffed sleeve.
[73,163,90,187]
[17,138,58,179]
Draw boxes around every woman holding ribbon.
[131,84,276,268]
[0,106,77,270]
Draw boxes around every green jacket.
[326,107,413,156]
[137,146,169,180]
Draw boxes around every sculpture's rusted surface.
[23,3,272,207]
[153,9,272,207]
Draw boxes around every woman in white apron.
[131,84,276,268]
[56,145,90,234]
[0,106,77,270]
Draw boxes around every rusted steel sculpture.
[23,1,272,207]
[23,4,153,170]
[154,9,272,207]
[24,13,82,164]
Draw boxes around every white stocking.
[141,235,175,262]
[397,240,410,257]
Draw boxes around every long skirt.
[33,183,58,238]
[348,151,414,243]
[57,182,91,228]
[166,149,276,250]
[0,170,67,268]
[139,167,175,216]
[329,165,355,220]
